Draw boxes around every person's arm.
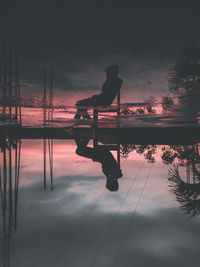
[116,78,123,93]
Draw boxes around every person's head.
[106,65,119,79]
[106,176,119,192]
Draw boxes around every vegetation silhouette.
[168,167,200,217]
[169,43,200,119]
[167,143,200,216]
[120,144,156,163]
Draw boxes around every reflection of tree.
[120,144,135,158]
[168,167,200,217]
[120,144,156,163]
[144,149,156,163]
[120,142,200,216]
[163,144,200,187]
[120,143,200,167]
[161,149,178,165]
[161,145,200,167]
[166,143,200,216]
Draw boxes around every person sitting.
[74,65,123,119]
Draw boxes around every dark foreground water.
[0,138,200,267]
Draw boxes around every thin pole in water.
[43,68,47,103]
[43,139,46,190]
[9,41,12,121]
[8,140,13,236]
[14,43,18,119]
[14,139,21,230]
[3,41,8,115]
[15,42,22,123]
[49,69,53,106]
[0,41,3,98]
[3,145,7,210]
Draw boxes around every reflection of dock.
[0,138,21,267]
[1,125,200,144]
[0,136,54,267]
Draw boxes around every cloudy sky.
[1,2,200,103]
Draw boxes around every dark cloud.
[1,3,200,100]
[1,4,200,61]
[1,174,199,267]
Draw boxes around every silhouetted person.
[74,65,123,119]
[74,135,122,191]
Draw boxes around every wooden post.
[43,68,48,190]
[14,139,21,230]
[0,42,2,98]
[117,90,120,117]
[48,139,54,190]
[49,69,53,106]
[14,43,18,119]
[3,146,7,210]
[15,43,22,123]
[49,69,54,124]
[3,42,7,115]
[51,139,53,190]
[14,140,18,229]
[8,141,13,236]
[43,139,46,190]
[43,68,47,103]
[117,144,121,169]
[9,41,12,121]
[93,108,98,120]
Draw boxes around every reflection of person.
[74,135,122,191]
[74,65,123,119]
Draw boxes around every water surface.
[0,138,200,267]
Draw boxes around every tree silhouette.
[169,43,200,105]
[168,167,200,217]
[161,145,200,166]
[120,144,156,163]
[120,144,135,158]
[162,96,174,111]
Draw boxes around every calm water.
[0,138,200,267]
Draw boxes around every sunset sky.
[1,3,200,103]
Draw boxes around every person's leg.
[74,99,88,119]
[77,96,96,106]
[74,135,90,147]
[75,96,98,119]
[74,106,91,119]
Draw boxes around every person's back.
[100,77,122,106]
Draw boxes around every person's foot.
[83,113,91,120]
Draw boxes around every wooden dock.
[0,124,200,145]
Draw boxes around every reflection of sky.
[0,140,200,266]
